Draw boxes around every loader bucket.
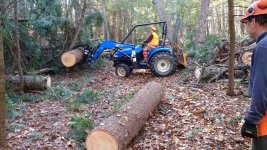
[172,43,187,67]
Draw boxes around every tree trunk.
[195,0,210,48]
[14,0,24,94]
[86,81,164,150]
[102,0,110,40]
[61,48,84,67]
[69,0,87,49]
[227,0,235,96]
[0,30,7,149]
[6,75,51,91]
[74,0,81,27]
[172,14,181,44]
[153,0,178,44]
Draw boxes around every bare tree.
[102,0,110,40]
[14,0,24,94]
[152,0,181,44]
[195,0,210,48]
[0,31,7,149]
[227,0,235,96]
[0,2,7,145]
[69,0,87,49]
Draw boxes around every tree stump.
[86,81,164,150]
[61,48,84,67]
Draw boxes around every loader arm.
[89,40,133,63]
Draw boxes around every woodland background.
[0,0,254,149]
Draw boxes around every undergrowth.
[66,116,94,142]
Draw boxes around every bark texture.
[227,0,235,96]
[6,75,51,91]
[14,0,24,94]
[195,0,210,48]
[152,0,181,44]
[69,0,87,49]
[86,81,164,150]
[0,30,7,148]
[102,0,110,40]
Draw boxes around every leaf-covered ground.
[6,59,251,149]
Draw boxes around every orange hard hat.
[151,26,157,31]
[240,0,267,23]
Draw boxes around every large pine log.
[61,48,84,67]
[6,75,51,91]
[86,81,164,150]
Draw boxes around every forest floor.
[5,58,251,150]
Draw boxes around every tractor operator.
[240,0,267,149]
[142,26,159,62]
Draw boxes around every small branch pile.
[194,37,255,83]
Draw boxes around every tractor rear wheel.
[115,63,131,77]
[149,52,177,77]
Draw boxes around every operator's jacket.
[246,32,267,136]
[144,31,159,47]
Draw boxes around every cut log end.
[86,129,118,150]
[61,52,77,67]
[46,76,51,88]
[61,49,84,67]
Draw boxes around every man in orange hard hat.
[142,26,159,63]
[240,0,267,149]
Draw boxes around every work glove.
[241,120,258,139]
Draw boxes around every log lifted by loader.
[61,21,187,77]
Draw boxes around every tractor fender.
[148,48,173,61]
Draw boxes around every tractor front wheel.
[150,52,177,77]
[115,63,131,77]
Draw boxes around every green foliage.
[84,11,103,27]
[67,101,81,112]
[112,90,136,112]
[67,116,94,142]
[89,57,107,69]
[5,92,39,120]
[8,123,25,133]
[26,132,43,142]
[229,115,244,125]
[5,100,21,120]
[20,95,40,103]
[76,90,99,104]
[43,85,74,100]
[187,35,220,63]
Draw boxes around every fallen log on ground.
[6,75,51,91]
[86,81,164,150]
[194,64,250,83]
[61,48,84,67]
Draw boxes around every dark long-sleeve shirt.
[246,32,267,125]
[144,34,153,43]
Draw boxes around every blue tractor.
[75,21,187,77]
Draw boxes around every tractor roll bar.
[122,21,167,47]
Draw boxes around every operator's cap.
[151,26,157,31]
[240,0,267,23]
